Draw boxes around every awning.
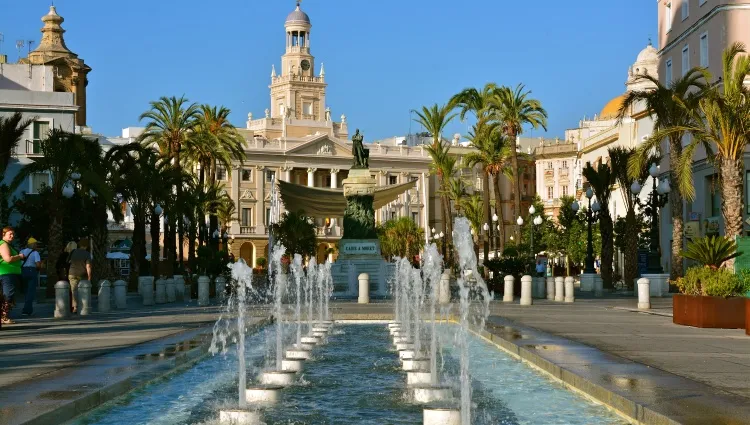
[278,179,416,218]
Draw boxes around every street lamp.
[632,164,670,274]
[580,187,599,274]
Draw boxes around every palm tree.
[377,217,425,262]
[669,43,750,269]
[0,112,33,223]
[11,130,103,295]
[413,104,457,258]
[491,84,548,238]
[451,84,498,259]
[138,96,201,272]
[441,175,469,215]
[620,67,708,279]
[462,193,484,259]
[609,147,640,287]
[582,162,616,288]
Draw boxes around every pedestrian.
[0,227,25,325]
[67,240,92,314]
[21,237,42,316]
[535,260,545,277]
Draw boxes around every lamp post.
[483,223,490,258]
[492,213,499,257]
[631,164,670,274]
[573,187,599,274]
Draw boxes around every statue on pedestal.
[351,129,369,169]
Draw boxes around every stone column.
[155,278,167,304]
[98,280,111,313]
[331,169,339,232]
[358,273,370,304]
[54,281,71,319]
[256,165,266,234]
[438,272,451,305]
[282,166,292,182]
[637,278,651,309]
[520,275,532,306]
[78,280,92,316]
[533,276,545,298]
[503,275,514,302]
[307,167,317,187]
[166,277,176,303]
[139,276,154,306]
[564,276,575,303]
[114,280,127,309]
[546,276,554,300]
[554,277,564,302]
[198,276,210,306]
[174,275,185,301]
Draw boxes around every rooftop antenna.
[15,40,25,62]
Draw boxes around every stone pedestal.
[165,278,176,303]
[139,276,154,306]
[594,274,603,297]
[358,273,370,303]
[78,280,92,315]
[198,276,210,306]
[215,276,227,299]
[546,277,555,300]
[564,277,575,303]
[114,280,127,309]
[533,276,545,299]
[438,272,451,304]
[503,275,514,302]
[98,280,111,313]
[642,273,669,297]
[173,275,185,301]
[54,281,70,319]
[580,273,602,296]
[155,278,166,304]
[554,277,564,302]
[520,275,532,306]
[637,278,651,309]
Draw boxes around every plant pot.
[746,298,750,336]
[673,294,746,329]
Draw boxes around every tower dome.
[286,2,310,24]
[636,42,658,63]
[626,40,659,92]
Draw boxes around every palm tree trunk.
[46,206,63,298]
[509,131,521,240]
[150,212,160,277]
[624,208,638,289]
[600,214,614,288]
[720,157,744,269]
[91,202,110,287]
[130,208,145,290]
[188,221,196,271]
[493,175,506,254]
[482,171,491,263]
[166,215,176,276]
[669,135,684,279]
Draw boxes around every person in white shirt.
[21,237,42,316]
[535,260,546,277]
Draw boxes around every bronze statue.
[351,129,369,169]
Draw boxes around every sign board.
[688,212,701,221]
[341,242,379,255]
[637,249,648,278]
[684,222,701,239]
[705,217,720,236]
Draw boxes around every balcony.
[240,226,256,235]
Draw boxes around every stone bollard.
[198,276,210,306]
[54,280,71,319]
[173,275,185,301]
[155,278,166,304]
[554,277,564,302]
[532,277,543,299]
[78,280,92,316]
[358,273,370,304]
[139,276,154,306]
[114,280,127,309]
[564,277,575,303]
[215,276,227,299]
[503,275,514,302]
[520,275,533,306]
[546,277,555,300]
[637,278,651,309]
[438,272,451,304]
[594,275,604,297]
[166,277,176,303]
[98,280,111,313]
[183,277,192,302]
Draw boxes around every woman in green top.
[0,226,24,326]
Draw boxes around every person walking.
[67,240,92,314]
[0,227,24,325]
[21,237,42,316]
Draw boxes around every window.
[411,212,419,223]
[30,173,48,194]
[547,186,554,200]
[389,175,398,185]
[546,162,553,170]
[666,2,672,31]
[700,32,709,67]
[666,58,673,84]
[241,169,252,181]
[266,170,276,183]
[561,161,567,168]
[390,211,396,220]
[682,45,690,76]
[29,121,49,154]
[324,174,331,187]
[302,102,313,116]
[475,177,482,191]
[681,0,689,20]
[707,176,721,217]
[216,167,227,181]
[241,208,252,226]
[265,208,272,225]
[562,186,568,197]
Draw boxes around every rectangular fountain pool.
[68,324,626,425]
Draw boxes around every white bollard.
[358,273,370,304]
[165,277,176,303]
[546,276,555,300]
[78,280,92,316]
[215,276,227,299]
[637,278,651,309]
[520,275,533,306]
[438,272,451,304]
[198,276,210,306]
[554,277,564,302]
[139,276,154,306]
[503,275,514,302]
[173,275,185,301]
[114,280,127,309]
[98,280,111,313]
[155,278,166,304]
[564,277,575,303]
[54,280,71,319]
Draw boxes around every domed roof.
[636,42,658,63]
[286,4,310,24]
[599,94,625,119]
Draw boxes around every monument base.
[332,239,390,297]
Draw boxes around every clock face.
[300,60,311,71]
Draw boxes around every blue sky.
[2,0,655,141]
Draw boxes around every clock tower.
[270,1,327,121]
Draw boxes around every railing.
[271,74,324,84]
[240,226,256,235]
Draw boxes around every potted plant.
[672,236,749,328]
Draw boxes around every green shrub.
[676,266,749,297]
[256,257,268,269]
[484,256,526,293]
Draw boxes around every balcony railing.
[240,226,256,235]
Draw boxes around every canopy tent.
[277,179,417,218]
[106,251,130,260]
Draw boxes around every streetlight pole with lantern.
[631,163,670,274]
